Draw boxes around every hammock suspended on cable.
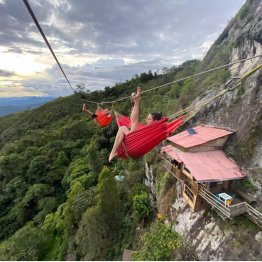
[115,113,145,130]
[114,112,185,159]
[109,64,262,159]
[94,109,113,128]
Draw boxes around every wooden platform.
[235,189,256,204]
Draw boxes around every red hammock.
[115,113,145,130]
[115,113,185,159]
[95,109,113,128]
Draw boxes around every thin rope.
[22,0,99,108]
[169,81,243,121]
[77,60,261,113]
[113,62,259,125]
[100,54,262,104]
[167,62,262,121]
[22,0,74,93]
[237,63,262,82]
[80,98,100,105]
[22,0,262,107]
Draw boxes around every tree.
[52,151,70,169]
[26,156,50,183]
[75,206,109,260]
[62,158,90,187]
[3,176,28,202]
[132,221,182,261]
[24,146,40,159]
[0,223,48,261]
[63,181,85,233]
[87,143,103,175]
[0,153,27,184]
[97,166,122,222]
[75,83,90,95]
[42,204,66,235]
[70,187,96,225]
[132,192,151,222]
[62,120,92,140]
[75,166,123,260]
[129,183,148,205]
[34,197,58,224]
[22,183,55,209]
[139,71,154,83]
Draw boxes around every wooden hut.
[167,125,234,152]
[161,125,247,212]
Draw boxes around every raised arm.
[82,104,94,117]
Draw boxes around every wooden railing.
[199,186,246,218]
[229,202,247,217]
[198,186,231,219]
[246,203,262,227]
[160,157,262,227]
[199,185,262,227]
[184,184,195,203]
[161,157,184,181]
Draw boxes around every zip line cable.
[71,54,262,106]
[101,54,262,104]
[167,63,262,121]
[114,63,261,125]
[22,0,262,107]
[22,0,74,93]
[80,55,262,105]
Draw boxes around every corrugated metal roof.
[161,145,181,161]
[167,125,234,148]
[161,146,246,182]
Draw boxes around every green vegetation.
[0,55,258,259]
[0,2,260,257]
[132,221,182,261]
[0,222,48,261]
[226,124,262,164]
[132,191,151,222]
[75,167,122,260]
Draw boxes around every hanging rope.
[22,0,100,108]
[22,0,262,108]
[78,56,261,107]
[22,0,74,93]
[98,54,262,105]
[80,55,262,106]
[167,63,262,122]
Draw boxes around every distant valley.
[0,96,56,116]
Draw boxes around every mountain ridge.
[0,0,261,260]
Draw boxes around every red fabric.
[116,113,145,129]
[166,116,185,136]
[95,109,113,128]
[115,113,185,159]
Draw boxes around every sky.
[0,0,246,98]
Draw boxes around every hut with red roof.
[161,125,247,212]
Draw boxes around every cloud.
[0,79,46,97]
[0,0,246,97]
[0,69,15,77]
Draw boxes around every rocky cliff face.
[149,0,262,260]
[192,0,262,206]
[196,0,262,139]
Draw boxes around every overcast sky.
[0,0,245,98]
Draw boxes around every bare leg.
[109,87,141,162]
[109,126,130,162]
[130,87,141,132]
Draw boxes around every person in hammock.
[109,87,163,162]
[82,104,113,128]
